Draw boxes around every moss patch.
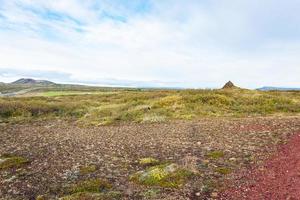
[79,165,97,175]
[139,157,160,166]
[130,163,193,188]
[215,167,232,175]
[207,151,224,159]
[69,179,112,194]
[62,179,121,200]
[36,195,46,200]
[59,191,121,200]
[0,155,29,170]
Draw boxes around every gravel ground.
[220,132,300,200]
[1,116,300,200]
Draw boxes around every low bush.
[1,89,299,124]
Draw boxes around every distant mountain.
[11,78,55,85]
[257,86,300,91]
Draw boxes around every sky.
[0,0,300,88]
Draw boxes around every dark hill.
[257,86,300,91]
[12,78,55,85]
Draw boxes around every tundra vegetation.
[0,88,300,125]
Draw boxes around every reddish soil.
[220,132,300,200]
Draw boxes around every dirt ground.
[220,132,300,200]
[1,116,300,200]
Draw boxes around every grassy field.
[1,88,300,125]
[0,83,128,95]
[38,91,119,97]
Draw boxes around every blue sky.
[0,0,300,88]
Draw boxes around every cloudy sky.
[0,0,299,88]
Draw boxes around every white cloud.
[0,0,300,88]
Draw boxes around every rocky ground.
[220,132,300,200]
[1,116,300,200]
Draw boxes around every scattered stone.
[1,117,299,199]
[142,189,160,199]
[62,168,79,180]
[195,192,201,196]
[3,175,17,183]
[180,155,199,173]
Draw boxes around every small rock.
[164,163,178,173]
[195,192,201,196]
[211,192,218,198]
[229,157,237,162]
[203,160,210,164]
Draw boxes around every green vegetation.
[0,155,29,170]
[1,88,300,125]
[0,82,123,95]
[41,91,94,97]
[61,179,121,200]
[35,195,46,200]
[139,157,160,166]
[0,83,32,94]
[59,191,121,200]
[39,91,119,97]
[130,163,193,188]
[215,167,232,175]
[207,151,225,159]
[69,179,112,194]
[79,165,97,175]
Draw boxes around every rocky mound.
[222,81,237,89]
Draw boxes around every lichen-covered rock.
[130,163,193,188]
